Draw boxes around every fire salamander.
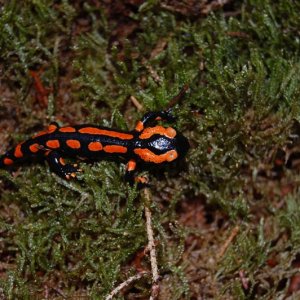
[0,110,189,183]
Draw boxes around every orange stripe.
[44,150,51,156]
[59,127,76,133]
[29,143,40,153]
[3,158,14,165]
[135,121,144,132]
[78,127,133,140]
[66,140,81,149]
[14,143,23,158]
[32,123,57,139]
[88,141,103,151]
[139,126,176,139]
[59,157,66,165]
[48,124,58,132]
[127,159,136,171]
[103,145,127,153]
[134,148,178,163]
[46,140,60,149]
[32,130,48,139]
[165,127,177,138]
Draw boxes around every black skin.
[0,110,190,183]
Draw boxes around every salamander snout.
[173,131,190,160]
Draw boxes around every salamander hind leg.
[46,151,80,180]
[0,155,14,168]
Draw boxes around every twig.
[130,95,144,111]
[150,37,170,60]
[105,272,148,300]
[141,58,162,83]
[217,225,240,259]
[105,188,159,299]
[239,270,249,290]
[201,0,232,15]
[166,84,189,110]
[144,188,160,299]
[52,287,67,299]
[43,284,49,299]
[146,64,162,83]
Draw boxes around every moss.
[279,188,300,246]
[1,0,300,298]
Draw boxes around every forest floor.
[0,1,300,299]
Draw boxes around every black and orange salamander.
[0,110,189,183]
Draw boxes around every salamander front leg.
[125,159,149,187]
[125,159,137,185]
[45,151,80,180]
[134,110,176,132]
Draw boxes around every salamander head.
[172,131,190,160]
[135,126,189,164]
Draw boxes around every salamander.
[0,110,189,183]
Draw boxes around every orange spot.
[46,140,60,149]
[59,157,65,165]
[14,143,23,158]
[166,150,178,161]
[135,121,144,132]
[66,140,81,149]
[134,148,178,163]
[103,145,127,153]
[127,160,136,172]
[29,143,40,153]
[59,127,76,133]
[88,141,103,151]
[166,127,177,138]
[139,126,177,139]
[32,130,48,139]
[32,123,57,139]
[48,125,57,133]
[78,127,133,140]
[48,124,58,132]
[3,158,14,165]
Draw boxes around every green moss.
[279,187,300,246]
[1,0,300,298]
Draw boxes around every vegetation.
[0,0,300,298]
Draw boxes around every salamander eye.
[166,150,178,162]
